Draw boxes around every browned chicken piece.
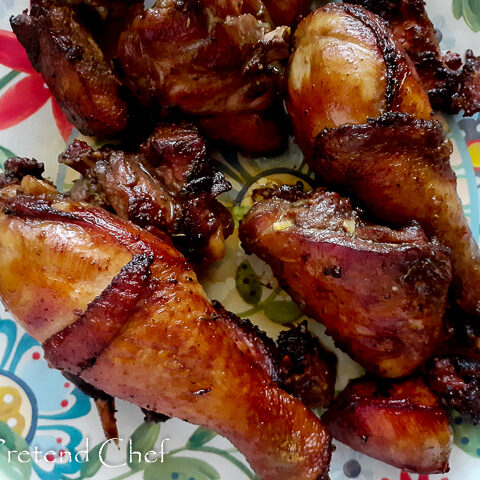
[315,113,480,318]
[116,0,290,117]
[349,0,480,116]
[277,321,337,409]
[211,303,337,408]
[322,376,453,473]
[60,122,234,263]
[428,356,480,424]
[287,4,480,318]
[0,157,45,189]
[262,0,312,26]
[286,3,432,159]
[0,178,332,480]
[198,106,288,156]
[10,1,128,137]
[239,185,452,378]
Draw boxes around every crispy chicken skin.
[60,123,233,263]
[349,0,480,116]
[322,376,452,473]
[10,1,128,137]
[315,113,480,317]
[115,1,290,117]
[286,3,432,158]
[212,303,337,408]
[0,179,332,480]
[239,185,452,378]
[428,356,480,424]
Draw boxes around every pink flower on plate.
[380,473,450,480]
[0,30,73,142]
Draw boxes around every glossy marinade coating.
[240,185,452,378]
[0,178,332,480]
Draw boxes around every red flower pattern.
[381,473,450,480]
[0,30,73,142]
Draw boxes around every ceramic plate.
[0,1,480,479]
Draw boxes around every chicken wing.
[0,176,332,480]
[286,3,432,159]
[349,0,480,116]
[322,376,452,473]
[10,1,128,137]
[60,122,234,263]
[239,185,452,378]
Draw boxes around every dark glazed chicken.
[349,0,480,115]
[116,0,289,117]
[286,3,432,159]
[10,0,290,155]
[277,321,337,409]
[323,376,453,473]
[0,171,332,480]
[428,356,480,424]
[287,4,480,320]
[10,0,128,137]
[114,0,290,154]
[60,122,233,263]
[239,185,452,378]
[315,114,480,317]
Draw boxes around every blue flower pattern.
[0,319,91,480]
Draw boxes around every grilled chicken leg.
[60,122,234,263]
[286,3,432,159]
[287,4,480,318]
[0,173,332,480]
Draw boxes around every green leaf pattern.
[0,421,32,480]
[127,423,161,471]
[453,0,480,32]
[235,261,302,324]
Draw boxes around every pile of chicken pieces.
[1,0,480,478]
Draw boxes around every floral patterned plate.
[1,1,480,479]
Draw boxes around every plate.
[0,1,479,479]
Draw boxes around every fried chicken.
[116,0,290,116]
[315,113,480,318]
[323,376,452,473]
[428,356,480,424]
[261,0,312,27]
[286,3,432,159]
[287,4,480,320]
[197,107,288,156]
[0,176,332,480]
[11,0,290,154]
[239,185,452,378]
[60,122,234,263]
[10,1,128,137]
